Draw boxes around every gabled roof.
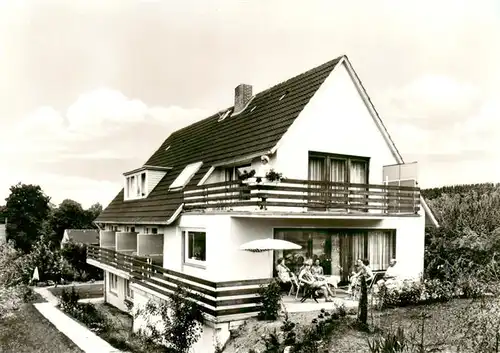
[96,54,438,227]
[96,56,343,224]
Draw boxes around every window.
[130,227,135,232]
[308,152,369,210]
[109,273,118,294]
[124,279,133,299]
[184,230,206,265]
[274,229,395,282]
[125,172,148,200]
[217,110,231,122]
[308,152,369,184]
[169,162,203,190]
[151,227,158,234]
[278,91,289,101]
[224,164,251,181]
[140,172,146,196]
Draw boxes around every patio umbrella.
[239,238,302,252]
[32,266,40,282]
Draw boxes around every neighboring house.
[87,55,438,353]
[61,229,99,248]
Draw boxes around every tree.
[85,203,103,226]
[0,205,6,223]
[50,199,91,246]
[5,183,51,253]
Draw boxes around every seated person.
[311,259,324,277]
[298,259,334,302]
[347,259,374,295]
[376,258,400,288]
[276,258,296,291]
[383,258,400,280]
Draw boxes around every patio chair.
[299,283,319,303]
[350,271,385,300]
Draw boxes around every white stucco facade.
[275,61,398,183]
[91,56,432,353]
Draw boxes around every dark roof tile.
[96,56,343,223]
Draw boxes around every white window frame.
[124,279,133,299]
[182,229,207,268]
[125,171,148,200]
[169,161,203,190]
[109,273,118,295]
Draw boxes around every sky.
[0,0,499,208]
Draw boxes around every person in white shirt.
[276,258,297,292]
[383,258,400,280]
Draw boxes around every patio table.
[322,275,341,288]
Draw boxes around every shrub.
[257,279,283,321]
[59,287,107,333]
[367,326,408,353]
[61,241,103,281]
[255,306,351,353]
[420,278,454,303]
[375,277,478,310]
[134,285,203,353]
[375,280,424,309]
[18,235,74,284]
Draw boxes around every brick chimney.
[234,84,252,114]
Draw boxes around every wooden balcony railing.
[87,245,269,320]
[183,179,420,215]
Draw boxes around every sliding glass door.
[274,229,396,283]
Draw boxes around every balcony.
[86,245,268,322]
[95,230,163,265]
[183,179,420,216]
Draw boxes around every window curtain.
[308,157,325,209]
[349,160,367,183]
[367,230,396,271]
[329,159,346,208]
[351,231,366,263]
[349,160,367,207]
[329,159,346,182]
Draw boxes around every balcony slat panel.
[182,178,420,215]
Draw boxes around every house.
[88,55,438,353]
[61,229,99,248]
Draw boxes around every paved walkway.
[33,286,121,353]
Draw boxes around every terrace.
[183,179,420,216]
[86,245,359,323]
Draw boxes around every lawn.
[0,303,83,353]
[224,298,485,353]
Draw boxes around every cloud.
[380,74,482,129]
[0,87,208,206]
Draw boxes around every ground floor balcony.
[96,230,163,264]
[87,245,269,322]
[87,245,363,323]
[183,179,420,216]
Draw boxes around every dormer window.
[123,165,172,201]
[126,172,146,199]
